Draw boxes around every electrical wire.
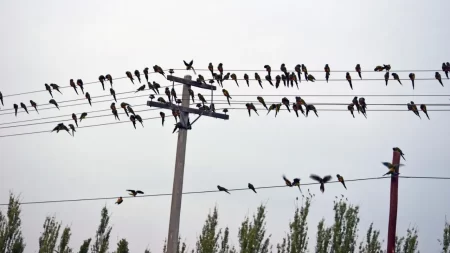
[1,175,449,206]
[172,68,445,73]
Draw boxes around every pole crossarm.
[167,75,217,90]
[147,101,229,120]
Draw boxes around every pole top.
[184,75,192,80]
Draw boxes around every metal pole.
[386,150,401,253]
[166,75,191,253]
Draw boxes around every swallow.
[248,183,257,193]
[309,174,332,193]
[182,60,196,75]
[255,73,263,89]
[245,103,257,117]
[222,89,232,105]
[45,83,53,98]
[420,104,430,120]
[98,75,106,90]
[409,101,421,119]
[281,74,287,87]
[72,113,78,127]
[0,91,3,105]
[435,72,444,86]
[135,85,145,93]
[127,189,144,197]
[241,73,249,87]
[105,74,113,87]
[85,92,92,106]
[264,65,272,77]
[217,63,223,76]
[164,88,172,103]
[30,100,38,114]
[408,73,415,89]
[383,64,391,71]
[125,71,134,84]
[51,123,71,135]
[290,73,298,89]
[275,75,281,88]
[324,64,330,83]
[13,104,18,116]
[159,112,165,126]
[355,64,362,79]
[275,103,281,117]
[352,96,361,114]
[147,82,156,94]
[152,82,161,94]
[19,102,28,114]
[130,115,136,129]
[109,88,117,102]
[267,104,276,115]
[447,62,450,78]
[172,109,179,123]
[157,97,166,104]
[70,79,79,94]
[345,72,353,89]
[110,103,120,121]
[292,178,302,193]
[222,73,230,83]
[115,197,123,205]
[206,63,214,77]
[143,67,150,82]
[280,63,289,78]
[382,162,403,176]
[282,175,292,187]
[301,64,308,81]
[49,83,62,95]
[374,65,384,72]
[336,174,347,189]
[153,65,166,78]
[393,147,406,161]
[294,64,302,83]
[197,74,206,85]
[281,97,290,112]
[127,105,136,116]
[133,114,143,127]
[257,96,268,110]
[348,104,355,118]
[198,93,207,105]
[75,79,84,94]
[307,74,316,82]
[217,185,230,194]
[358,97,367,117]
[390,73,402,85]
[222,108,228,114]
[442,63,449,79]
[184,88,194,104]
[134,70,141,83]
[306,104,318,117]
[295,96,307,107]
[68,124,76,136]
[292,103,300,117]
[149,94,155,102]
[49,99,59,110]
[214,73,223,87]
[80,112,87,122]
[265,75,274,86]
[171,88,177,101]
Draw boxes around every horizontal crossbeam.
[167,75,217,90]
[147,101,229,120]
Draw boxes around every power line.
[1,175,448,206]
[171,68,446,73]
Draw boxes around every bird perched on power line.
[282,97,290,112]
[217,63,224,77]
[127,105,135,116]
[255,73,263,89]
[280,64,288,78]
[294,64,302,83]
[208,63,214,77]
[51,123,71,136]
[324,64,330,83]
[392,73,402,85]
[267,104,276,116]
[80,112,88,122]
[290,73,298,89]
[292,178,302,193]
[307,74,316,82]
[336,174,347,189]
[13,104,18,116]
[265,75,274,86]
[355,64,362,79]
[245,103,259,117]
[0,91,3,106]
[352,97,361,114]
[111,103,120,121]
[222,72,230,84]
[229,73,239,87]
[85,92,92,106]
[282,175,292,187]
[115,197,123,205]
[50,84,63,94]
[384,72,389,86]
[222,89,232,105]
[275,75,281,89]
[172,109,179,123]
[244,73,249,87]
[407,102,421,119]
[71,113,78,127]
[409,73,415,89]
[20,102,28,114]
[143,67,149,82]
[165,87,171,103]
[76,79,84,94]
[30,100,38,114]
[98,75,106,90]
[382,162,403,176]
[105,74,113,87]
[358,97,367,118]
[135,85,145,93]
[187,88,194,103]
[393,147,406,161]
[292,103,300,117]
[127,189,144,197]
[135,115,144,127]
[374,65,384,72]
[152,82,161,94]
[109,88,117,102]
[435,72,443,86]
[196,74,206,85]
[383,64,391,71]
[153,65,166,78]
[257,96,268,111]
[183,60,196,75]
[264,65,271,77]
[68,124,76,136]
[198,93,207,105]
[70,79,79,94]
[248,183,257,193]
[275,103,282,117]
[443,63,449,79]
[301,64,308,81]
[222,108,228,115]
[309,174,332,193]
[45,83,53,98]
[129,115,136,129]
[306,104,318,117]
[217,185,230,194]
[134,70,141,83]
[49,99,59,110]
[120,102,130,117]
[346,72,353,90]
[160,112,165,126]
[420,104,430,120]
[171,87,177,101]
[347,104,355,118]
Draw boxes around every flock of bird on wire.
[1,61,448,136]
[114,147,406,205]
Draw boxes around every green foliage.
[438,219,450,253]
[196,206,221,253]
[395,227,420,253]
[219,227,230,253]
[358,223,383,253]
[78,238,91,253]
[0,193,26,253]
[91,206,112,253]
[162,237,187,253]
[39,215,61,253]
[237,204,271,253]
[57,226,73,253]
[315,219,332,253]
[115,239,130,253]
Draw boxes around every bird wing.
[309,174,322,182]
[322,175,333,183]
[136,190,144,194]
[126,189,135,194]
[381,162,391,168]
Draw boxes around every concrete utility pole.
[147,75,229,253]
[386,150,401,253]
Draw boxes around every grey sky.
[1,0,450,252]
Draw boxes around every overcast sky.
[1,0,450,252]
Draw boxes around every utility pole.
[386,150,401,253]
[147,75,229,253]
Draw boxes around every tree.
[57,226,73,253]
[438,219,450,253]
[145,248,151,253]
[219,227,231,253]
[237,204,271,253]
[395,227,420,253]
[162,237,187,253]
[115,239,130,253]
[315,219,332,253]
[91,206,112,253]
[39,216,61,253]
[196,206,221,253]
[358,223,383,253]
[78,238,91,253]
[0,193,26,253]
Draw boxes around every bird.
[85,92,92,106]
[222,73,230,84]
[324,64,330,83]
[134,115,144,127]
[305,104,318,117]
[382,162,403,176]
[244,73,250,87]
[208,63,214,76]
[171,87,177,101]
[197,75,206,84]
[309,174,332,193]
[135,85,145,93]
[115,197,123,205]
[217,185,230,194]
[183,60,196,75]
[143,68,149,82]
[408,101,421,119]
[383,64,391,71]
[393,147,406,161]
[160,112,165,126]
[267,104,276,116]
[352,97,361,114]
[275,75,281,89]
[435,72,444,86]
[391,73,402,85]
[355,64,362,79]
[130,115,136,129]
[345,72,353,90]
[347,104,355,118]
[80,112,88,122]
[275,103,282,117]
[72,113,78,127]
[290,73,298,88]
[153,65,166,78]
[134,70,141,83]
[0,91,3,106]
[19,102,29,114]
[374,65,384,72]
[51,123,71,136]
[292,103,300,117]
[217,63,224,76]
[282,175,292,187]
[120,102,130,117]
[443,63,449,79]
[265,75,274,86]
[13,104,18,116]
[45,83,53,98]
[30,100,38,114]
[222,108,228,115]
[111,103,120,121]
[292,178,302,193]
[152,82,161,94]
[76,79,84,94]
[50,83,63,94]
[281,97,291,112]
[409,73,415,89]
[307,74,316,82]
[257,96,268,110]
[68,124,76,136]
[264,65,272,77]
[248,183,257,193]
[222,89,232,105]
[127,105,136,116]
[301,64,308,81]
[255,73,263,89]
[49,99,59,110]
[230,73,239,87]
[109,88,117,102]
[186,88,194,103]
[98,75,106,90]
[198,93,207,105]
[294,64,302,83]
[165,88,171,103]
[384,72,390,86]
[105,74,113,87]
[420,104,430,120]
[127,189,144,197]
[336,174,347,189]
